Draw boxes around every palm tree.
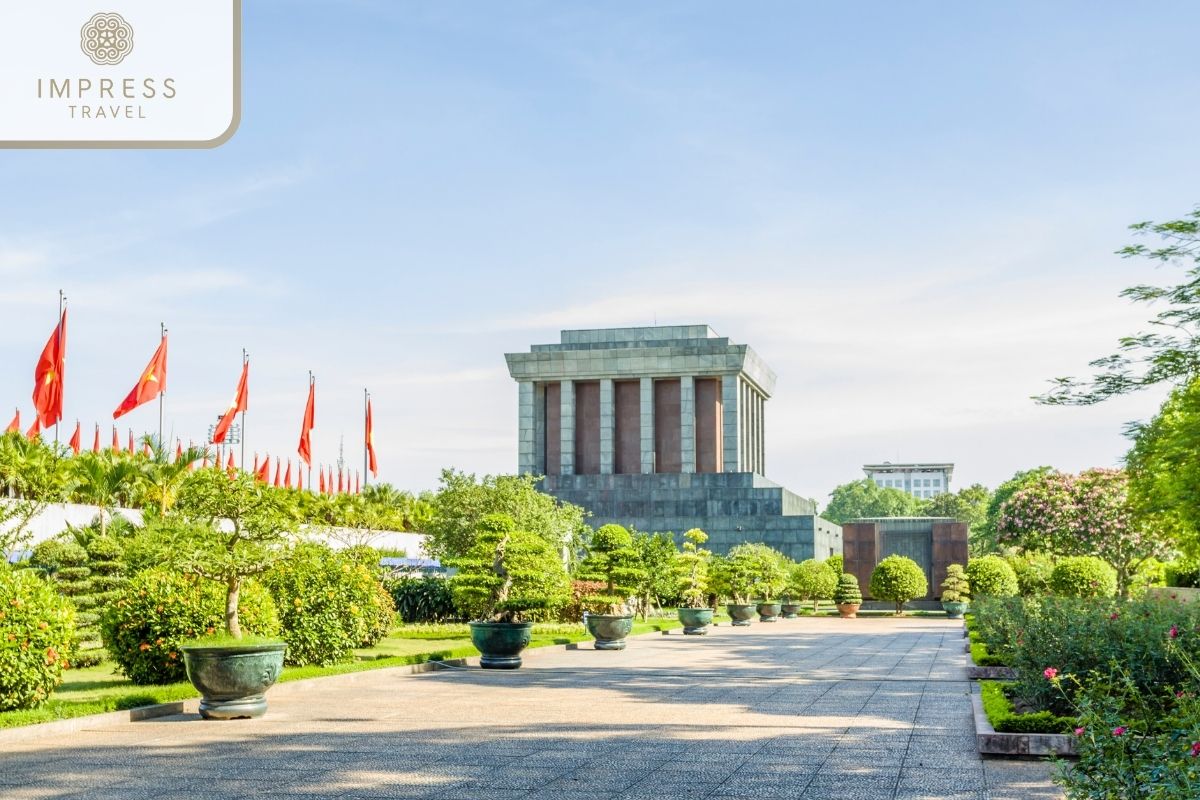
[69,451,147,536]
[137,437,210,513]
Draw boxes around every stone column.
[533,382,546,475]
[599,378,614,475]
[722,375,739,472]
[559,380,575,475]
[517,381,535,475]
[640,377,655,473]
[679,376,695,474]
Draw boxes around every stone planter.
[586,614,634,650]
[836,602,861,619]
[726,603,756,627]
[181,642,286,720]
[781,602,803,618]
[942,600,969,619]
[469,621,533,669]
[677,607,714,635]
[756,602,782,622]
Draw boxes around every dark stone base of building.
[543,472,841,562]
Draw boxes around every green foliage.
[674,529,711,610]
[578,524,645,613]
[386,576,459,623]
[0,433,66,552]
[788,559,837,611]
[966,555,1018,598]
[970,641,1010,668]
[447,514,570,623]
[833,573,862,605]
[711,543,788,604]
[821,479,923,524]
[1003,549,1055,596]
[1166,557,1200,588]
[262,542,395,666]
[980,681,1074,734]
[423,469,587,561]
[0,566,74,711]
[101,569,279,684]
[1051,556,1118,598]
[824,554,843,575]
[940,564,970,602]
[869,555,928,614]
[632,531,678,618]
[921,483,992,546]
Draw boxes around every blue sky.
[2,1,1198,503]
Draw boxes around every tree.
[674,528,711,609]
[0,433,68,553]
[424,469,587,560]
[578,524,645,614]
[921,483,991,549]
[447,514,568,623]
[1038,208,1200,405]
[137,439,208,513]
[788,559,837,612]
[821,479,923,524]
[68,452,147,535]
[976,467,1054,555]
[869,555,928,614]
[631,531,678,619]
[712,543,788,603]
[172,469,298,638]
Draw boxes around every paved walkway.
[2,617,1061,799]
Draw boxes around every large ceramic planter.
[941,600,969,619]
[726,603,756,627]
[836,603,861,619]
[677,607,714,635]
[756,602,782,623]
[586,614,634,650]
[181,642,286,720]
[469,621,533,669]
[781,602,803,619]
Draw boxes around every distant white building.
[863,462,953,499]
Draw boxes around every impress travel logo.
[0,2,240,148]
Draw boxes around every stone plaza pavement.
[1,616,1063,800]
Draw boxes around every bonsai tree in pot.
[833,573,863,618]
[788,558,838,616]
[172,468,296,719]
[747,544,789,622]
[448,513,569,669]
[710,548,756,626]
[869,555,929,616]
[939,564,970,619]
[579,524,645,650]
[674,528,713,635]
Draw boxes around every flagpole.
[240,349,248,472]
[307,370,313,491]
[158,323,167,450]
[363,388,369,489]
[54,289,64,448]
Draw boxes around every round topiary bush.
[965,555,1019,598]
[0,566,75,711]
[1050,556,1118,598]
[100,570,280,685]
[788,559,838,611]
[833,573,862,605]
[869,555,928,614]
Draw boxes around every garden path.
[1,616,1061,799]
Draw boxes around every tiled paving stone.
[2,616,1061,799]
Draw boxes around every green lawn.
[0,614,716,730]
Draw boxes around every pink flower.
[1191,742,1200,758]
[1170,626,1179,639]
[1112,727,1127,737]
[1074,727,1085,737]
[1109,612,1119,621]
[1044,667,1059,680]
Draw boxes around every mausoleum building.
[504,325,840,561]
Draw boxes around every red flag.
[32,309,66,428]
[92,424,100,453]
[296,464,304,491]
[175,439,183,462]
[255,455,270,483]
[337,469,344,494]
[253,453,259,474]
[284,459,292,489]
[202,448,210,468]
[25,417,40,441]
[297,379,315,467]
[318,468,326,494]
[365,398,378,478]
[212,360,248,444]
[128,429,135,454]
[355,470,360,494]
[273,457,282,488]
[143,441,151,457]
[5,409,18,434]
[329,467,335,495]
[68,421,81,455]
[226,450,236,474]
[111,426,120,452]
[113,335,168,419]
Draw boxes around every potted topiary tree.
[579,524,645,650]
[711,550,756,626]
[674,528,713,634]
[448,513,569,669]
[750,545,789,622]
[869,555,929,616]
[173,469,295,719]
[833,573,862,618]
[788,558,838,615]
[939,564,970,618]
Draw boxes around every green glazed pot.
[757,602,782,622]
[677,607,714,635]
[942,600,969,619]
[181,642,286,720]
[586,614,634,650]
[469,621,533,669]
[781,602,803,619]
[726,603,756,626]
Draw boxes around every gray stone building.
[504,325,841,561]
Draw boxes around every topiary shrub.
[29,535,126,667]
[386,575,458,623]
[940,564,970,602]
[788,559,838,612]
[1003,550,1055,596]
[824,554,843,575]
[869,555,928,614]
[833,573,862,605]
[965,555,1019,598]
[1050,556,1118,598]
[578,524,645,614]
[262,542,396,666]
[100,569,279,685]
[0,566,75,710]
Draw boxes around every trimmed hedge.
[1050,556,1117,598]
[966,555,1018,598]
[385,576,458,623]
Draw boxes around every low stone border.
[972,682,1077,757]
[963,639,1017,680]
[0,700,191,746]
